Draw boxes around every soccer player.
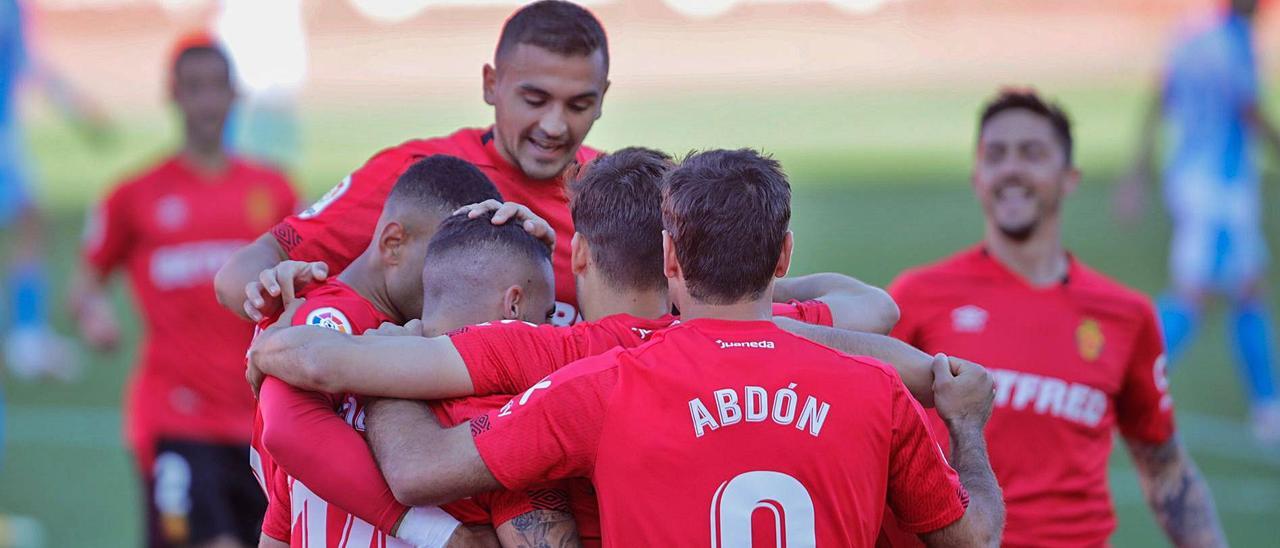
[890,89,1226,547]
[250,148,895,547]
[215,0,610,327]
[69,37,297,548]
[246,148,929,409]
[1115,0,1280,443]
[258,211,570,548]
[337,149,1006,546]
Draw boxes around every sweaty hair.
[662,149,791,305]
[422,211,554,312]
[570,147,673,291]
[426,211,551,268]
[495,0,609,70]
[387,155,502,223]
[978,88,1074,165]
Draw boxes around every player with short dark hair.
[216,0,611,328]
[888,88,1226,546]
[70,35,297,548]
[251,157,535,548]
[290,148,1004,546]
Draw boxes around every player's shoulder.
[589,313,678,343]
[890,246,991,296]
[292,280,381,332]
[108,155,181,197]
[450,319,554,338]
[1066,257,1156,319]
[229,156,292,185]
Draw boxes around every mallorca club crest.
[1076,317,1105,362]
[305,307,352,334]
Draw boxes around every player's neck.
[580,286,670,322]
[675,296,774,323]
[337,254,406,325]
[984,223,1069,288]
[180,142,228,177]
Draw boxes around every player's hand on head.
[365,320,423,337]
[455,200,556,251]
[244,260,329,322]
[931,354,995,428]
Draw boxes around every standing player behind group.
[1115,0,1280,443]
[340,149,1005,546]
[215,0,608,327]
[69,36,297,548]
[889,89,1226,547]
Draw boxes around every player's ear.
[662,230,681,280]
[774,231,794,279]
[594,80,611,120]
[378,222,407,265]
[502,285,524,320]
[571,233,590,276]
[483,64,498,106]
[1063,166,1082,197]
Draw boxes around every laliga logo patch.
[1076,317,1105,362]
[951,305,988,333]
[298,175,351,219]
[306,307,352,334]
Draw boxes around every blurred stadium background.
[2,0,1278,546]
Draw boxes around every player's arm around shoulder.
[918,356,1003,548]
[774,273,900,334]
[364,398,501,507]
[1125,435,1226,548]
[249,320,473,399]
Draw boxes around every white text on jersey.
[990,368,1107,427]
[689,383,830,438]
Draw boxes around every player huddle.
[77,1,1236,547]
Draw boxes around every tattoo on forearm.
[1128,436,1226,548]
[504,510,581,548]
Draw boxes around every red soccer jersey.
[889,246,1175,547]
[84,155,296,462]
[253,279,491,547]
[452,300,833,397]
[472,318,968,546]
[271,127,601,326]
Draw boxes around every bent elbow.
[385,467,438,507]
[876,297,901,334]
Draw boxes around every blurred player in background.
[892,89,1225,547]
[215,0,306,169]
[1116,0,1280,444]
[216,0,608,327]
[2,0,110,381]
[70,35,296,548]
[1,2,109,542]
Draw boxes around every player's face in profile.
[173,53,234,146]
[973,109,1071,241]
[486,44,609,180]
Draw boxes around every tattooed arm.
[495,510,581,548]
[1125,435,1226,548]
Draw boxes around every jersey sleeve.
[471,351,622,490]
[1116,301,1176,445]
[82,185,133,279]
[886,378,969,533]
[258,378,409,536]
[271,147,417,272]
[260,468,292,543]
[450,322,576,396]
[771,300,834,327]
[483,485,572,529]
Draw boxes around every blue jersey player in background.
[1118,0,1280,445]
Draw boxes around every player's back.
[593,318,946,546]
